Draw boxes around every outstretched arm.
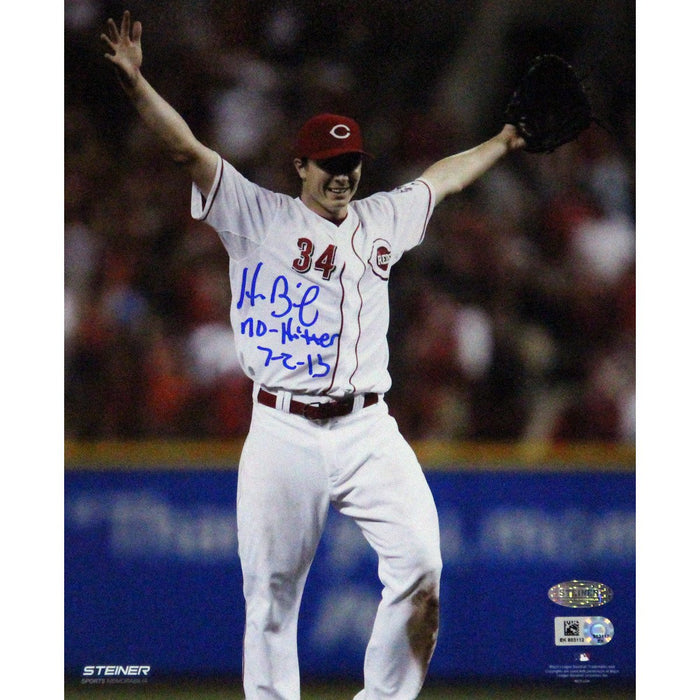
[420,124,525,205]
[101,11,218,196]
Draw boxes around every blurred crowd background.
[65,0,635,443]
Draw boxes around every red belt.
[257,388,378,420]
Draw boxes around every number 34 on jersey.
[234,239,343,379]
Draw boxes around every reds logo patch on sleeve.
[368,239,392,280]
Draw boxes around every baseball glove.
[504,54,592,153]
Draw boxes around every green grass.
[64,679,635,699]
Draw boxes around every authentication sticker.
[548,580,613,608]
[554,616,614,646]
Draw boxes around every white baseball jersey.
[191,155,435,398]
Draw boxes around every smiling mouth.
[327,186,350,195]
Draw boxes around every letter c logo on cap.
[329,124,351,139]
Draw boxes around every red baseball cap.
[294,113,372,160]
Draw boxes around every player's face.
[295,153,363,221]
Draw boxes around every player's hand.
[101,10,143,90]
[499,123,526,152]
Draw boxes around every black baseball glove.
[504,54,592,153]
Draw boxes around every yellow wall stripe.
[65,440,635,472]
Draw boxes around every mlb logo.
[579,653,590,662]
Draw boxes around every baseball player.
[102,11,525,699]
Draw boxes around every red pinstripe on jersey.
[348,222,367,392]
[415,179,433,246]
[324,261,347,394]
[201,159,225,217]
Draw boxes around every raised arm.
[420,124,525,205]
[101,11,218,196]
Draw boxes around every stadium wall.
[65,441,634,685]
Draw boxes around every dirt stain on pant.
[407,587,440,675]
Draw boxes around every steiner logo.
[548,580,613,608]
[82,665,151,677]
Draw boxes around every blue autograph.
[256,348,332,377]
[237,262,338,377]
[237,262,319,327]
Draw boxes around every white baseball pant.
[236,394,442,699]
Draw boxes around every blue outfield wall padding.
[65,466,634,683]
